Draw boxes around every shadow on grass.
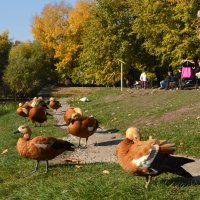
[159,176,200,186]
[50,162,80,168]
[54,124,67,128]
[94,139,122,146]
[96,128,120,134]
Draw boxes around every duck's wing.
[130,140,187,176]
[130,141,159,171]
[33,136,74,151]
[33,136,55,149]
[22,107,28,115]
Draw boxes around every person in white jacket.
[140,72,147,88]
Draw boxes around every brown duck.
[49,97,62,111]
[14,124,74,173]
[67,112,99,147]
[16,102,32,120]
[28,105,52,127]
[116,127,194,188]
[64,107,83,126]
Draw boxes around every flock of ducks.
[14,96,194,188]
[15,96,100,172]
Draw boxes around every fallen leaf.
[1,149,8,154]
[179,142,184,148]
[146,122,152,126]
[75,165,82,169]
[102,170,110,174]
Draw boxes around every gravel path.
[52,98,200,181]
[52,98,123,164]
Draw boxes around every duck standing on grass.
[68,112,100,148]
[116,127,194,189]
[14,124,75,173]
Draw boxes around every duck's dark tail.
[52,140,75,151]
[165,155,194,178]
[152,154,194,178]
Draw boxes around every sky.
[0,0,77,42]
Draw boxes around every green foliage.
[0,32,12,75]
[4,1,200,86]
[3,41,53,97]
[131,0,200,70]
[29,0,200,84]
[74,0,138,85]
[147,72,157,81]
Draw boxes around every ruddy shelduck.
[14,124,74,173]
[16,102,32,120]
[67,112,99,147]
[116,127,194,188]
[49,97,61,111]
[27,96,49,109]
[64,107,83,126]
[28,105,52,127]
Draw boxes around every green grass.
[68,88,200,156]
[1,88,200,199]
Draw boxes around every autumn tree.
[32,2,69,79]
[129,0,200,72]
[3,41,53,97]
[53,0,93,80]
[73,0,139,85]
[0,32,12,80]
[32,1,92,80]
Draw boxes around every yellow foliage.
[147,72,157,81]
[32,3,69,50]
[32,1,93,78]
[68,1,93,35]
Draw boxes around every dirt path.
[52,98,123,164]
[52,97,200,181]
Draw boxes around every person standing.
[140,72,147,88]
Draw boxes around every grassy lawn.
[1,87,200,200]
